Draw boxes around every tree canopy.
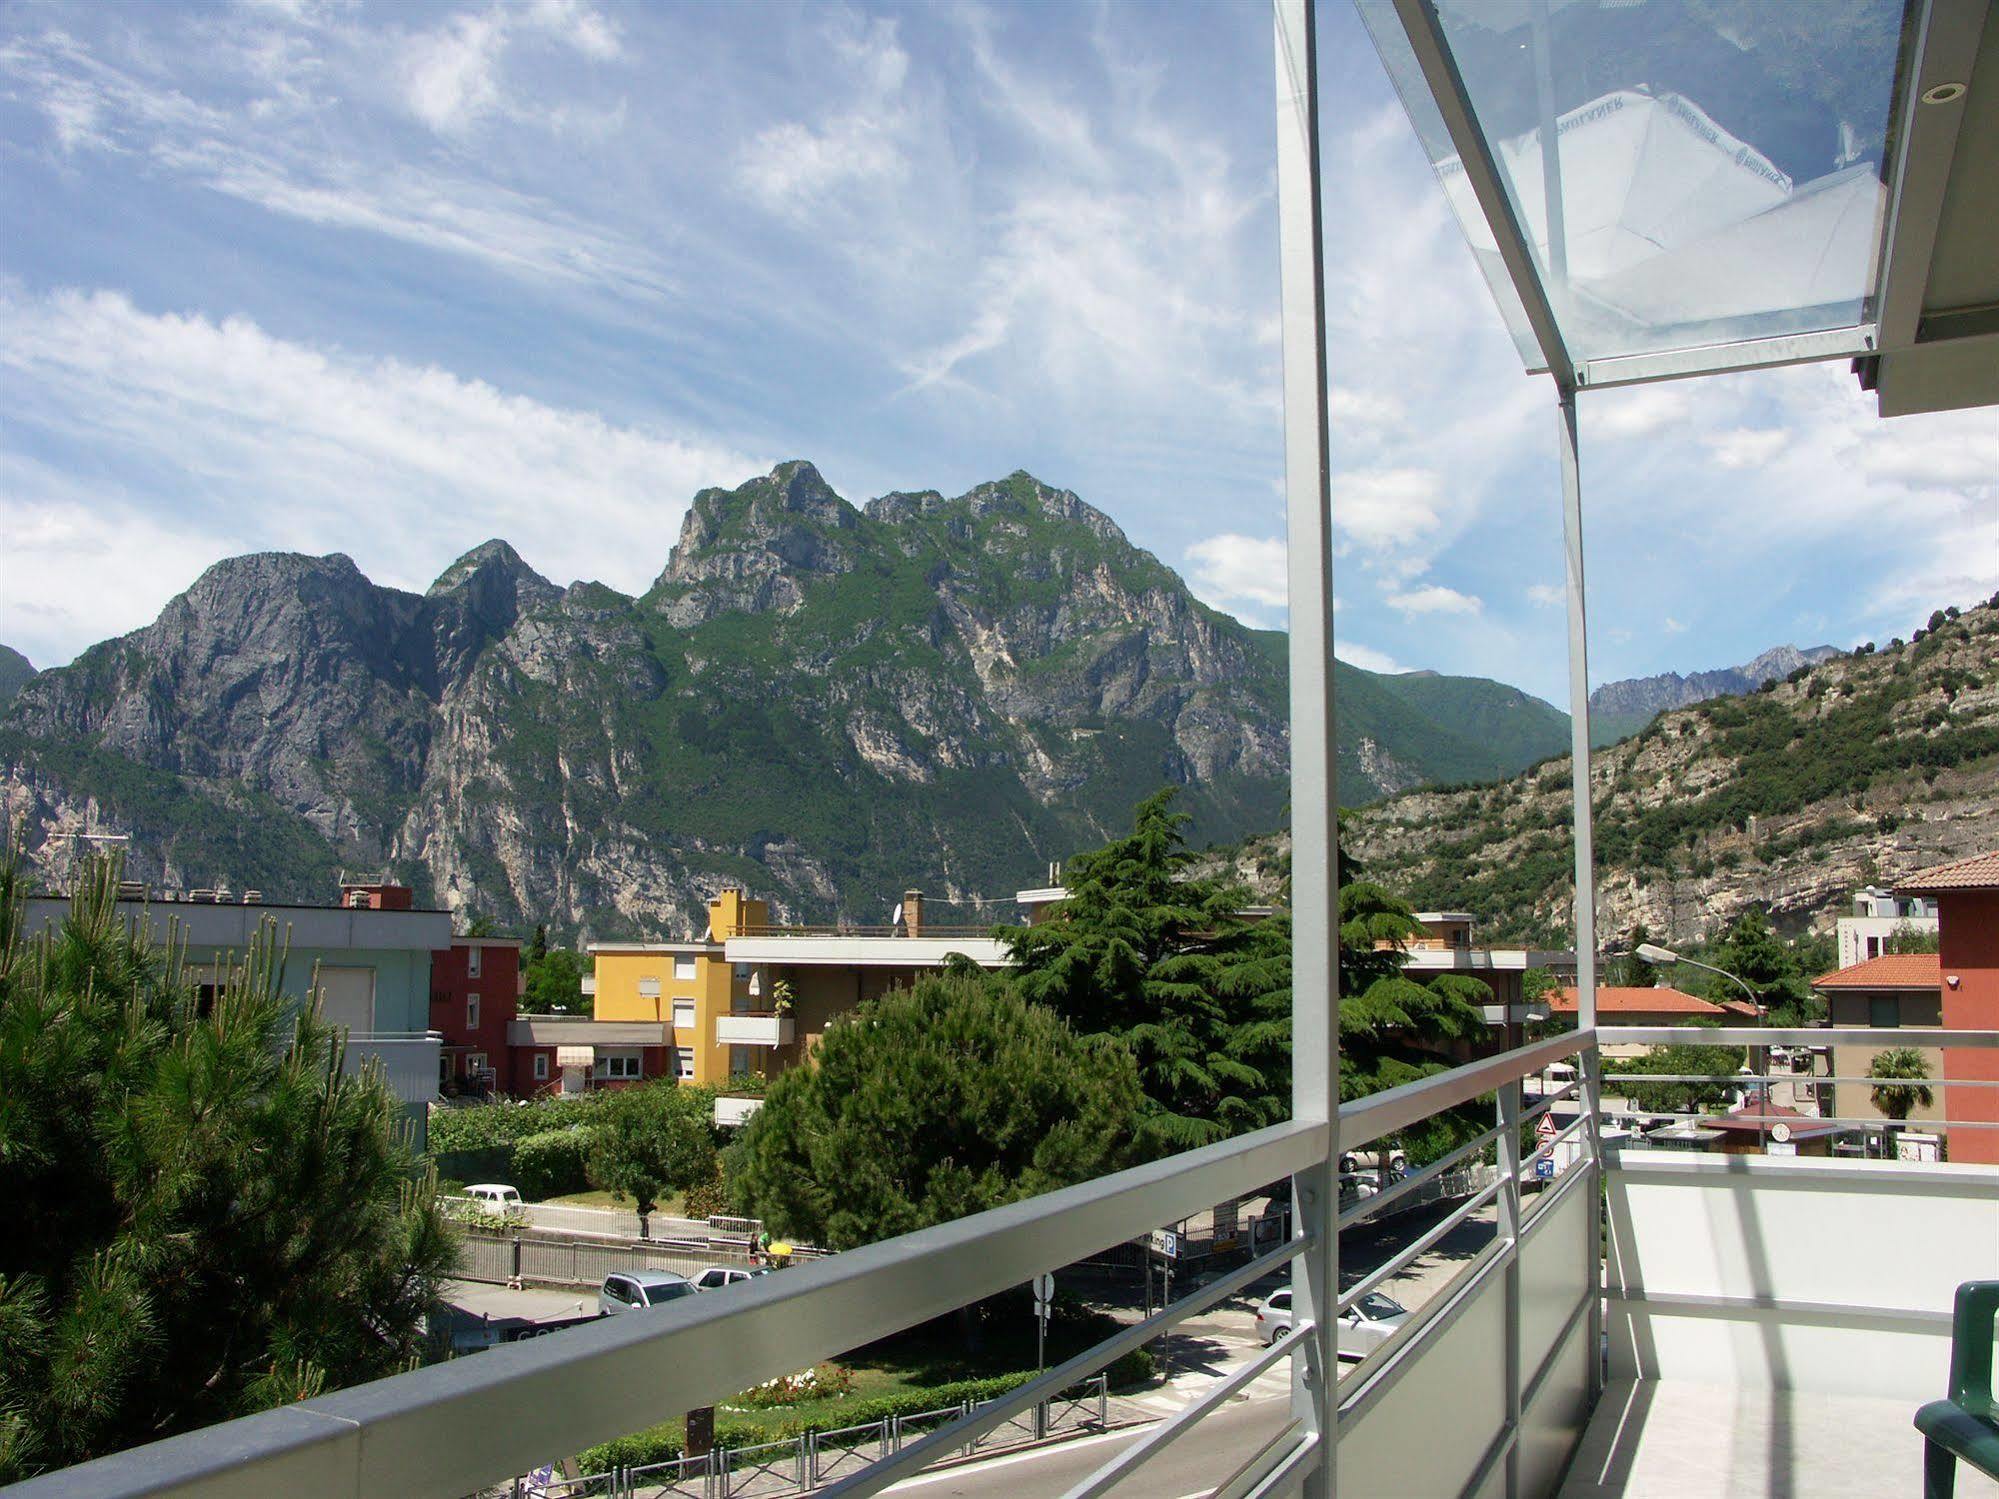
[520,947,589,1015]
[1001,790,1289,1154]
[0,859,455,1482]
[726,973,1143,1249]
[589,1082,721,1234]
[1336,880,1493,1160]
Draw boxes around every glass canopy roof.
[1356,0,1911,374]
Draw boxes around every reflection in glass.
[1358,0,1909,365]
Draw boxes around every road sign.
[1033,1273,1055,1304]
[1534,1156,1555,1181]
[1536,1113,1559,1141]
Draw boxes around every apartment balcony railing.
[341,1030,444,1107]
[715,1011,795,1047]
[12,1022,1998,1499]
[736,924,997,939]
[713,1094,766,1127]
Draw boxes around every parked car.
[1255,1288,1411,1360]
[463,1184,524,1215]
[1339,1292,1411,1357]
[692,1266,769,1292]
[598,1272,697,1316]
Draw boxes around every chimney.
[903,889,924,937]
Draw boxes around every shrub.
[428,1093,606,1154]
[512,1126,599,1199]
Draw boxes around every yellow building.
[588,888,1009,1116]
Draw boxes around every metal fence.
[566,1375,1112,1499]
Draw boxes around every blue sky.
[1,0,1993,705]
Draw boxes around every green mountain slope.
[1,463,1576,935]
[1345,599,1999,945]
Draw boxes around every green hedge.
[511,1127,599,1200]
[576,1351,1155,1473]
[429,1094,607,1155]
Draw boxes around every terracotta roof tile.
[1550,985,1724,1016]
[1810,953,1940,989]
[1899,850,1999,893]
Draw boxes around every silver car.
[598,1271,696,1316]
[1255,1288,1411,1359]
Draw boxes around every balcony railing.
[340,1030,443,1107]
[715,1011,795,1047]
[14,1022,1999,1499]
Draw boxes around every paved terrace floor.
[1559,1379,1999,1499]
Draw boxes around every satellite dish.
[891,902,904,928]
[1770,1122,1793,1144]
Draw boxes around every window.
[674,956,697,981]
[672,999,696,1031]
[638,976,662,998]
[466,992,480,1030]
[601,1051,642,1080]
[468,1053,487,1075]
[533,1054,550,1081]
[467,946,482,978]
[1868,995,1901,1029]
[439,1055,453,1084]
[674,1048,695,1081]
[730,1045,754,1077]
[1866,936,1883,959]
[733,963,752,983]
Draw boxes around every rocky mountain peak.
[428,539,551,600]
[652,462,863,623]
[956,472,1129,546]
[0,645,37,709]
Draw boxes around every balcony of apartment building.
[12,0,1996,1494]
[714,1009,796,1047]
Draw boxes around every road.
[884,1396,1297,1499]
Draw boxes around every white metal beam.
[1274,0,1339,1490]
[1387,0,1577,388]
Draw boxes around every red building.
[430,937,523,1098]
[1899,852,1999,1165]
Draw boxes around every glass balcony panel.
[1355,0,1909,366]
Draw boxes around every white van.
[464,1184,524,1215]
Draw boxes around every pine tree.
[726,973,1142,1249]
[0,858,456,1481]
[1004,790,1290,1153]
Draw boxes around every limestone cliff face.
[0,462,1579,939]
[0,466,1295,937]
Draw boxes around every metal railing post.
[1096,1373,1107,1427]
[806,1428,818,1488]
[1555,387,1607,1412]
[1498,1078,1525,1499]
[796,1433,806,1489]
[1276,0,1339,1491]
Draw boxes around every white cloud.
[1663,616,1688,634]
[1590,385,1692,439]
[1184,533,1287,619]
[738,14,915,214]
[1337,643,1411,674]
[1,24,658,299]
[1334,467,1443,552]
[1704,427,1788,469]
[400,2,622,134]
[402,12,508,133]
[0,290,763,663]
[1526,583,1565,608]
[1386,583,1482,616]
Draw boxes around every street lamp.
[1633,943,1770,1150]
